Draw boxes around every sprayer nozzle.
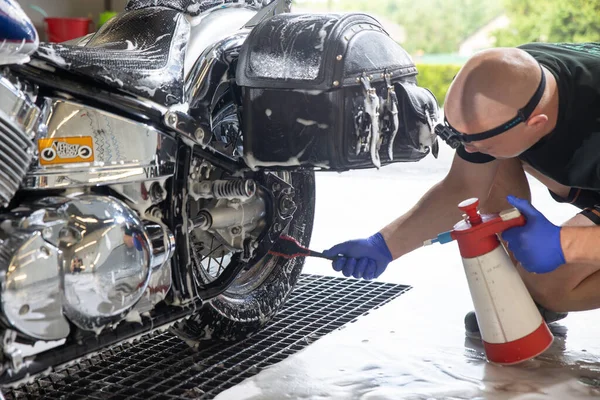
[424,231,454,246]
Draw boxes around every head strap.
[435,63,546,148]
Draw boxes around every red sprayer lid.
[450,198,526,258]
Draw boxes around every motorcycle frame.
[9,57,289,305]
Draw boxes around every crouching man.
[324,43,600,335]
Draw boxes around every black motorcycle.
[0,0,439,385]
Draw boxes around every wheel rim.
[190,171,292,296]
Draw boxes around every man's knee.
[480,158,531,214]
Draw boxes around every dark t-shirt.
[456,42,600,191]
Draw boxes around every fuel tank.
[0,0,39,65]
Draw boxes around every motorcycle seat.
[31,7,189,106]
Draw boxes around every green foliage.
[415,63,463,105]
[397,0,504,54]
[296,0,504,54]
[495,0,600,46]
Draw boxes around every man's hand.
[501,195,565,273]
[323,233,393,280]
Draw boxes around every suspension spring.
[213,179,256,200]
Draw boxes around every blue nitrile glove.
[323,233,393,280]
[501,195,565,273]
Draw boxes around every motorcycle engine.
[0,73,39,206]
[0,195,174,341]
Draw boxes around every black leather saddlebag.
[236,13,440,171]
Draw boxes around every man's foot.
[464,305,568,338]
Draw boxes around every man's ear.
[526,114,548,128]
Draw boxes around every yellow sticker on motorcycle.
[38,137,94,166]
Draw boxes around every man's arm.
[380,153,500,259]
[562,226,600,265]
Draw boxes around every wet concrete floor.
[218,145,600,399]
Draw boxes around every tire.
[171,169,315,344]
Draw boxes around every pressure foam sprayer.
[425,198,553,365]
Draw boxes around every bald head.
[444,48,543,133]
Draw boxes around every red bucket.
[45,18,92,43]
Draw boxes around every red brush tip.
[279,235,302,246]
[269,235,309,259]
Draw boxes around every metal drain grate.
[5,274,411,400]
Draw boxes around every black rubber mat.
[4,274,411,400]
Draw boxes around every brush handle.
[308,250,339,261]
[270,235,341,260]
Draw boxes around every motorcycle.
[0,0,440,385]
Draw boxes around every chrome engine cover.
[1,230,68,341]
[0,195,174,340]
[53,196,152,331]
[24,99,177,190]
